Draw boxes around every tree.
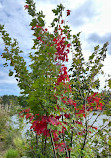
[0,0,110,157]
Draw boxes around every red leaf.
[31,26,35,30]
[83,114,85,117]
[62,126,66,131]
[53,131,58,138]
[61,20,64,24]
[24,108,30,113]
[30,115,34,121]
[67,148,71,151]
[64,113,70,119]
[55,115,62,120]
[55,143,65,152]
[67,10,71,16]
[92,126,98,130]
[24,5,29,9]
[26,113,32,119]
[67,44,71,48]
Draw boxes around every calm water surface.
[11,112,110,137]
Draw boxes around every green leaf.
[54,18,58,22]
[103,119,108,124]
[108,79,111,88]
[52,9,58,15]
[9,70,14,76]
[108,121,111,126]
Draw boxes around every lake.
[11,111,110,138]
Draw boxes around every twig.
[81,98,88,158]
[87,94,110,127]
[89,105,105,128]
[36,133,38,148]
[62,114,69,157]
[49,128,57,158]
[69,120,74,158]
[81,122,88,158]
[86,123,109,144]
[44,137,47,156]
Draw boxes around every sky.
[0,0,111,96]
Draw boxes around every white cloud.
[0,0,33,52]
[0,78,17,84]
[102,54,111,76]
[0,3,3,9]
[0,70,17,84]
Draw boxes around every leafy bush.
[5,148,19,158]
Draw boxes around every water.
[11,114,31,138]
[11,112,110,138]
[87,111,110,127]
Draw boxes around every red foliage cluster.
[87,92,104,111]
[75,105,86,117]
[74,93,103,117]
[55,142,65,152]
[19,108,30,117]
[88,125,98,130]
[56,65,69,85]
[30,115,62,136]
[19,108,34,121]
[61,97,76,107]
[53,36,70,62]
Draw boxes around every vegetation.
[5,149,19,158]
[0,96,28,158]
[0,0,111,157]
[0,95,18,106]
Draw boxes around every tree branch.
[49,129,57,158]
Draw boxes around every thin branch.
[86,111,95,122]
[80,125,88,158]
[81,98,88,158]
[89,105,106,128]
[36,133,38,148]
[62,114,69,157]
[49,128,57,158]
[86,123,109,144]
[44,137,47,156]
[42,136,44,155]
[69,120,74,158]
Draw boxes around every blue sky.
[0,0,111,96]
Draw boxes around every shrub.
[5,148,19,158]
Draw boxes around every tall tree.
[0,0,110,157]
